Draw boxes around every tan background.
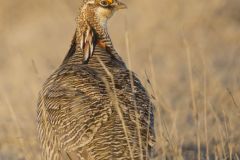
[0,0,240,159]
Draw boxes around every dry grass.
[0,0,240,159]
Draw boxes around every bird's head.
[74,0,126,64]
[79,0,127,27]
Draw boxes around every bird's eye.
[100,0,109,7]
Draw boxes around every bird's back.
[37,44,155,160]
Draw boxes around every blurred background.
[0,0,240,159]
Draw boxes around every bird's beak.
[114,1,127,10]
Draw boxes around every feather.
[78,24,97,64]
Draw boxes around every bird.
[37,0,155,159]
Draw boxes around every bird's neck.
[62,26,125,69]
[62,7,125,67]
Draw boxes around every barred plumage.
[37,0,155,159]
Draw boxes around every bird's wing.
[131,73,156,154]
[112,70,156,156]
[40,65,111,154]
